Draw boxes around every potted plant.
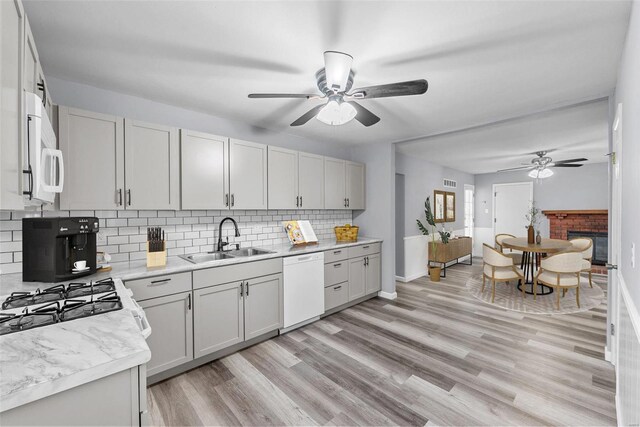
[525,201,540,244]
[417,197,445,282]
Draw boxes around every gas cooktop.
[0,278,123,336]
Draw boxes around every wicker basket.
[334,224,359,241]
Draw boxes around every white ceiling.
[397,99,610,174]
[24,1,630,148]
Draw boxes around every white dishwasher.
[282,252,325,332]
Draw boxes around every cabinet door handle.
[231,194,235,207]
[127,189,132,206]
[299,196,302,207]
[296,196,299,207]
[347,198,350,207]
[117,188,123,206]
[333,250,341,255]
[245,281,249,296]
[344,198,347,207]
[333,263,342,268]
[225,193,229,207]
[187,293,191,310]
[362,245,370,249]
[240,281,244,297]
[333,285,342,291]
[150,278,171,285]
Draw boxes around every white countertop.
[0,237,382,294]
[0,281,151,412]
[0,238,381,412]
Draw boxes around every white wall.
[351,142,396,298]
[473,162,609,251]
[395,152,474,235]
[613,2,640,425]
[47,77,352,159]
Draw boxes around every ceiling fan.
[498,151,588,179]
[248,51,428,127]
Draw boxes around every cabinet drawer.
[193,258,282,289]
[324,261,348,286]
[324,282,348,311]
[324,248,349,263]
[126,272,191,301]
[348,243,381,258]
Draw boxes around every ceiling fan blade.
[347,79,428,100]
[497,166,536,172]
[348,101,381,127]
[552,158,588,164]
[290,104,326,126]
[551,163,583,168]
[249,93,321,99]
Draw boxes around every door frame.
[492,181,534,238]
[464,184,475,239]
[609,103,623,366]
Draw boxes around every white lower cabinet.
[365,253,382,293]
[348,256,367,301]
[193,281,244,358]
[244,274,283,340]
[138,292,193,377]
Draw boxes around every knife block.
[146,242,167,268]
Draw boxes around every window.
[464,185,474,238]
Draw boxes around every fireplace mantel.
[542,209,608,219]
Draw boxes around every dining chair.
[533,252,583,309]
[482,244,525,303]
[569,237,594,288]
[494,233,522,264]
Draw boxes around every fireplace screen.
[567,231,608,265]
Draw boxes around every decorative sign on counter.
[283,220,318,246]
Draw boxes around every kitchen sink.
[226,248,275,257]
[180,252,234,264]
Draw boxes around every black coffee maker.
[22,217,99,282]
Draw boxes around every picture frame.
[445,191,456,222]
[433,190,446,223]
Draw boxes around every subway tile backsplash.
[0,209,353,275]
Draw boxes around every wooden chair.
[482,244,525,303]
[569,237,594,288]
[534,252,583,309]
[495,233,523,264]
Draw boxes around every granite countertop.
[0,237,382,295]
[0,280,151,412]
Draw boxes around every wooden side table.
[428,237,473,278]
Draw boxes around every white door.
[610,104,622,365]
[124,120,179,210]
[493,182,533,237]
[346,161,365,209]
[464,184,475,239]
[180,130,228,210]
[58,107,125,210]
[324,157,346,209]
[229,139,267,210]
[267,146,298,209]
[298,152,324,209]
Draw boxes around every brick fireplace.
[542,209,608,274]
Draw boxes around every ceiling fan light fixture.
[528,168,554,179]
[323,51,353,92]
[316,100,357,126]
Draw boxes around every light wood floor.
[147,261,616,426]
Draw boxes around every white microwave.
[23,92,63,205]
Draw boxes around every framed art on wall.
[434,190,446,223]
[445,191,456,222]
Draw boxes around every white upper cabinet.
[324,157,347,209]
[229,139,267,210]
[298,152,324,209]
[22,18,38,96]
[124,120,179,210]
[180,130,228,210]
[59,107,125,210]
[267,146,298,210]
[1,0,26,210]
[346,161,365,210]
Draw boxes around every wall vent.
[443,179,457,188]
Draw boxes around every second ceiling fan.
[248,51,428,127]
[498,151,588,179]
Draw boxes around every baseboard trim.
[395,275,407,283]
[604,347,611,362]
[378,290,397,300]
[615,393,623,427]
[619,273,640,344]
[405,272,426,282]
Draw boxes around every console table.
[428,237,473,277]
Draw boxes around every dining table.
[501,237,573,295]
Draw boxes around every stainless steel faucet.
[217,217,240,252]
